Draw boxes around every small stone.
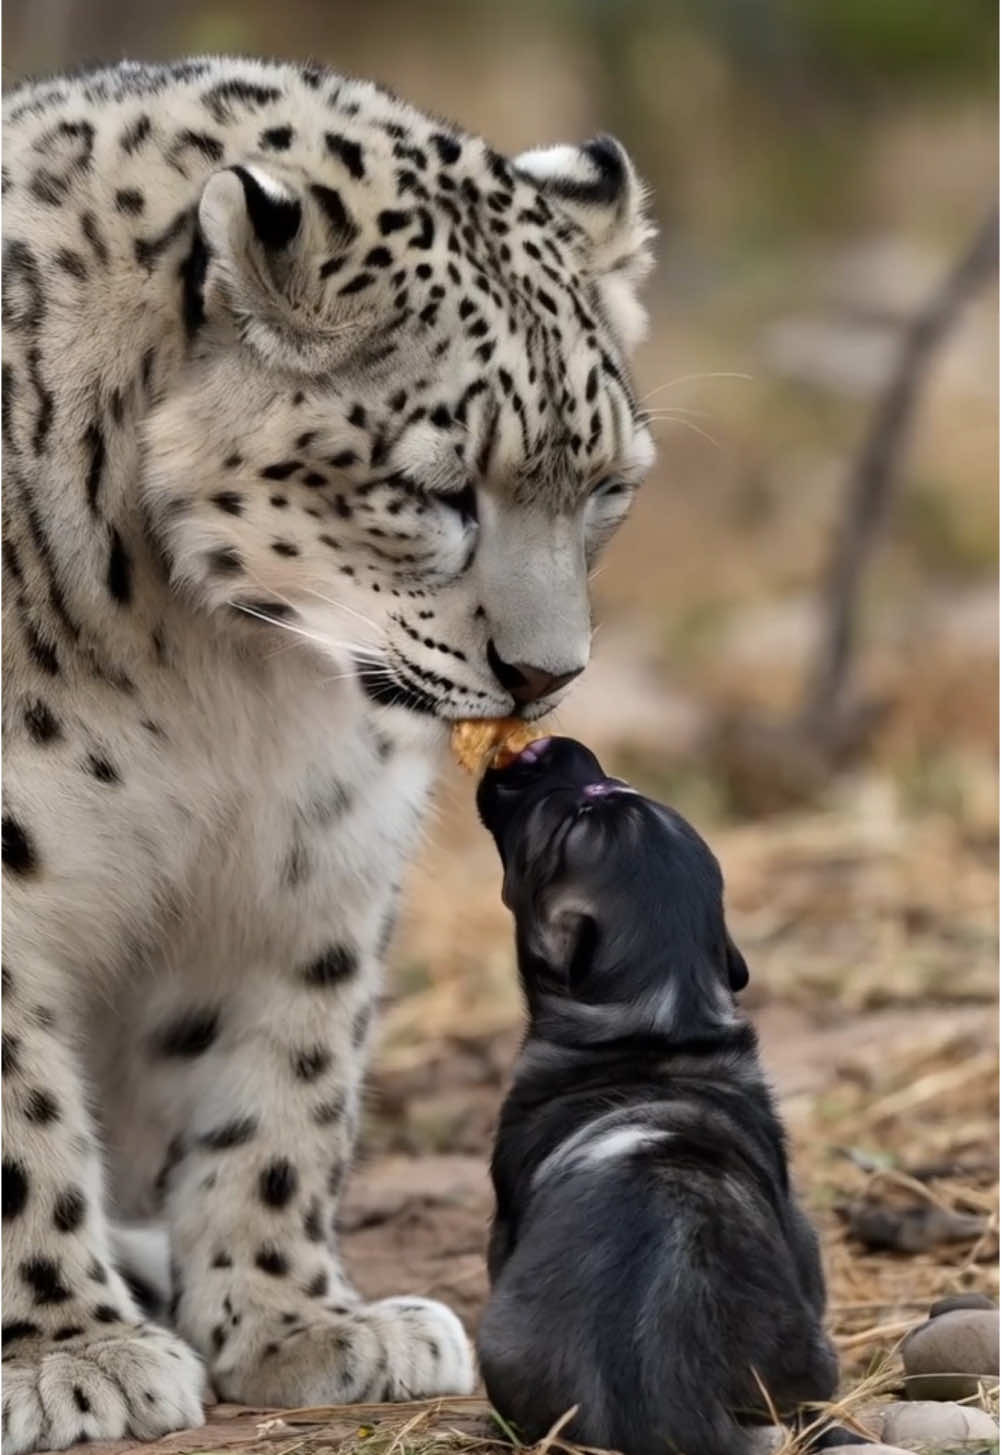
[745,1427,789,1455]
[822,1445,911,1455]
[902,1309,1000,1400]
[882,1400,999,1443]
[929,1293,996,1318]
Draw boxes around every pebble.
[929,1292,996,1317]
[882,1400,999,1443]
[822,1445,910,1455]
[902,1307,999,1400]
[745,1427,788,1454]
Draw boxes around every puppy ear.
[565,913,601,988]
[724,931,749,993]
[529,905,601,991]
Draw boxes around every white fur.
[579,1125,674,1166]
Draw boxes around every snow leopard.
[1,55,655,1453]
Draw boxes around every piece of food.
[451,718,543,775]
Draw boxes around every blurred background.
[5,0,998,1400]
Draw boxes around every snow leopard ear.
[196,164,370,373]
[513,135,655,352]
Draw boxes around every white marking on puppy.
[580,1125,673,1166]
[532,1112,673,1189]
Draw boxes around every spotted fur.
[2,56,655,1452]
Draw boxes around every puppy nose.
[487,642,584,705]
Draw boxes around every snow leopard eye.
[583,476,636,561]
[589,476,629,499]
[377,474,477,528]
[429,481,478,526]
[401,477,477,527]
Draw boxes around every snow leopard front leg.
[1,956,207,1455]
[161,947,474,1404]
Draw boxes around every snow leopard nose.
[487,641,584,705]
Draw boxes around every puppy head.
[477,736,748,1036]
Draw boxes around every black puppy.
[476,737,842,1455]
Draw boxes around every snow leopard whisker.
[265,638,383,664]
[232,603,339,647]
[636,371,752,405]
[642,414,722,450]
[296,585,383,636]
[240,576,382,660]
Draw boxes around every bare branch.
[803,205,998,732]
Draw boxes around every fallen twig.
[835,1318,919,1350]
